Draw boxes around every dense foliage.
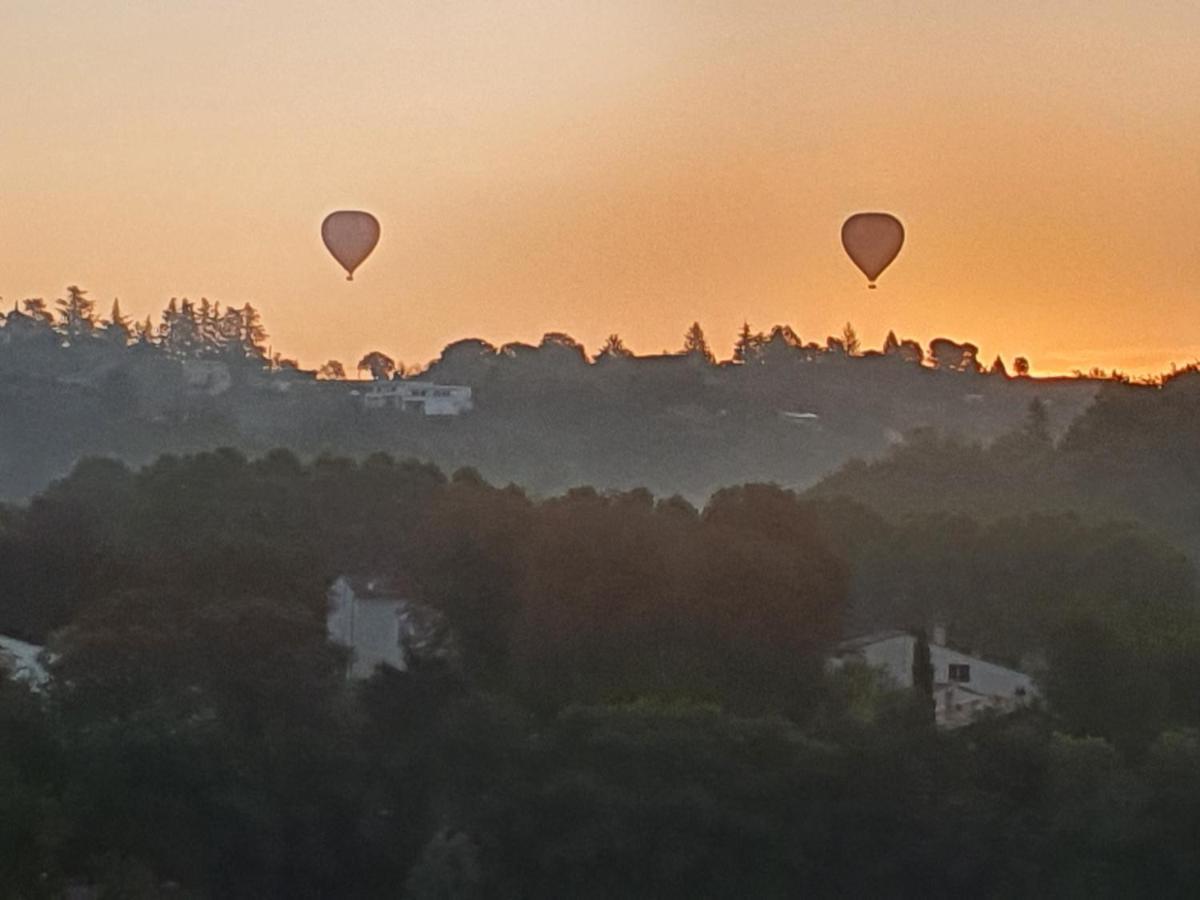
[0,451,1198,895]
[1,290,1102,504]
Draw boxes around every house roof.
[833,630,910,654]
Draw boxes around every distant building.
[326,576,450,679]
[357,380,473,416]
[829,629,1036,729]
[0,634,49,689]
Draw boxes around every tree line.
[1,449,1199,894]
[3,285,1055,378]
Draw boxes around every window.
[948,663,971,683]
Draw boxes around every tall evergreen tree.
[911,629,935,725]
[682,322,714,364]
[841,322,861,356]
[733,322,755,363]
[56,285,96,340]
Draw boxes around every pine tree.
[883,330,900,355]
[135,316,155,345]
[682,322,714,363]
[239,304,269,359]
[912,629,935,725]
[841,322,861,356]
[198,298,223,355]
[104,299,132,345]
[989,355,1008,377]
[733,321,754,363]
[56,285,96,339]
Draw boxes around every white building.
[357,380,473,416]
[0,634,49,689]
[829,629,1036,729]
[326,576,449,679]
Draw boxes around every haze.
[3,1,1198,374]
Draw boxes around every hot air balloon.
[841,212,904,288]
[321,211,380,281]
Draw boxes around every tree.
[842,322,861,356]
[21,298,53,326]
[733,322,754,363]
[238,303,269,359]
[593,333,633,363]
[318,360,347,380]
[56,285,96,340]
[1013,356,1031,377]
[358,351,396,380]
[883,330,901,355]
[989,355,1008,377]
[898,339,924,365]
[682,322,714,363]
[911,629,935,725]
[929,338,981,373]
[197,298,223,355]
[134,316,155,345]
[102,299,132,346]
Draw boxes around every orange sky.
[3,1,1198,375]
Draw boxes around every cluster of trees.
[2,287,273,364]
[1,451,1199,893]
[3,287,1045,380]
[814,372,1200,559]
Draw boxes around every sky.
[2,0,1199,375]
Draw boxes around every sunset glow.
[4,1,1198,374]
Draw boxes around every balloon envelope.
[841,212,904,287]
[322,211,380,280]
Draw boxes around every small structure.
[358,380,473,415]
[326,576,449,679]
[829,629,1035,729]
[0,634,49,689]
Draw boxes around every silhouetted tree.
[318,360,347,380]
[1013,356,1031,377]
[911,629,935,725]
[733,322,755,363]
[358,351,396,380]
[593,333,633,362]
[929,338,981,373]
[990,355,1008,377]
[56,285,96,340]
[21,298,53,326]
[842,322,861,356]
[682,322,715,363]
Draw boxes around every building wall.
[360,381,473,415]
[0,634,49,687]
[837,633,1035,727]
[327,578,408,679]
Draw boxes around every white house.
[829,629,1036,729]
[357,380,473,416]
[0,634,49,689]
[326,576,449,679]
